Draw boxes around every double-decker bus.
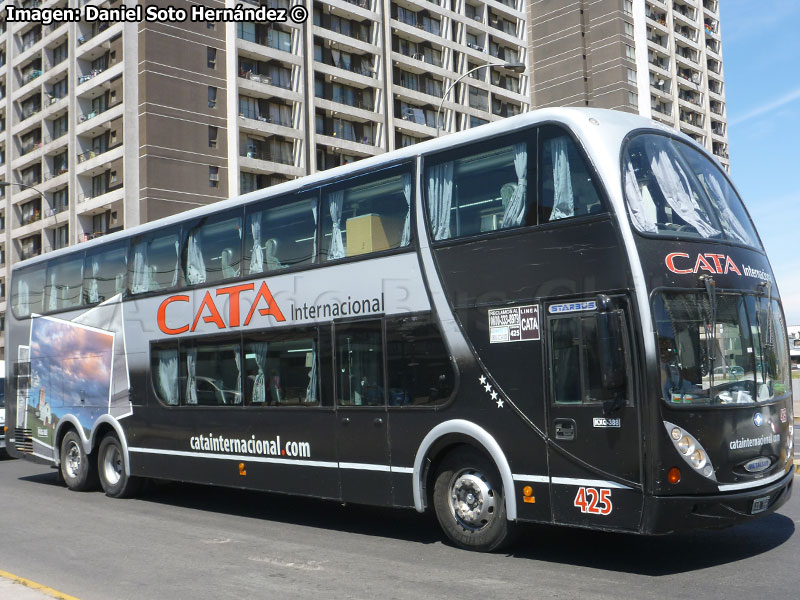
[6,108,794,551]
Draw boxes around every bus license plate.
[751,495,771,514]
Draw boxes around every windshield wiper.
[699,275,717,391]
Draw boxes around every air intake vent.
[14,428,33,454]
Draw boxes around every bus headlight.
[690,449,706,469]
[664,421,716,482]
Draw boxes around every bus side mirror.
[595,308,626,392]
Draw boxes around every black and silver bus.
[6,108,793,551]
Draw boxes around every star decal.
[496,398,504,408]
[483,382,492,393]
[479,375,487,385]
[490,390,498,401]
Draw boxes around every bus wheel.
[98,434,141,498]
[60,430,98,492]
[432,448,514,552]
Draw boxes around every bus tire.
[432,448,514,552]
[98,434,141,498]
[60,430,98,492]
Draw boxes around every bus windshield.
[623,133,759,248]
[654,292,790,406]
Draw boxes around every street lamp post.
[436,61,525,137]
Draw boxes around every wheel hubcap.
[449,469,496,531]
[65,441,81,479]
[102,446,122,486]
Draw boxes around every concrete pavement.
[0,572,78,600]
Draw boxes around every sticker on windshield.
[488,305,540,344]
[548,301,597,314]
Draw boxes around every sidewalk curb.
[0,570,79,600]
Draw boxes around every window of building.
[627,68,637,84]
[53,187,68,213]
[336,320,384,406]
[84,241,127,304]
[623,21,634,37]
[54,224,69,250]
[184,211,243,285]
[207,47,217,69]
[386,315,454,406]
[245,195,317,274]
[322,166,412,261]
[468,86,488,111]
[20,198,41,226]
[53,151,67,175]
[53,114,68,138]
[43,254,83,311]
[208,86,217,108]
[625,44,635,60]
[92,172,108,197]
[209,166,219,187]
[208,126,218,148]
[128,226,181,294]
[628,91,638,107]
[52,41,68,65]
[52,77,67,100]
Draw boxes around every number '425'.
[573,487,613,515]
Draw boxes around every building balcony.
[238,113,304,140]
[75,144,124,176]
[76,102,124,137]
[237,72,302,103]
[75,22,122,59]
[239,153,304,178]
[76,185,124,217]
[75,62,123,97]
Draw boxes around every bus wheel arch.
[412,420,517,522]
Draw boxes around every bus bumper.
[641,469,794,534]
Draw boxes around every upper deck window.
[425,125,604,241]
[623,133,759,247]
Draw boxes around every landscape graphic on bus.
[26,316,115,449]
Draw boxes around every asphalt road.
[0,458,798,600]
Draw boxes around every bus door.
[545,297,643,530]
[333,319,392,506]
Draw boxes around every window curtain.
[624,160,658,232]
[310,200,318,260]
[400,173,412,246]
[305,341,318,403]
[649,148,719,237]
[331,49,341,68]
[47,271,57,311]
[550,137,574,220]
[186,347,198,405]
[501,142,528,228]
[427,162,454,240]
[705,173,752,245]
[252,342,268,403]
[186,230,206,285]
[171,239,180,287]
[88,255,100,303]
[233,346,242,404]
[249,217,264,274]
[156,348,178,405]
[328,190,345,259]
[19,278,29,314]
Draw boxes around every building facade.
[527,0,729,168]
[0,0,530,356]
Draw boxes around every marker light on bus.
[690,449,706,469]
[671,427,681,441]
[668,467,681,484]
[677,436,694,455]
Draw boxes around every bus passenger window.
[386,316,453,406]
[84,242,128,304]
[129,227,181,294]
[185,212,243,285]
[426,141,531,240]
[43,255,84,312]
[322,168,412,261]
[244,332,323,406]
[335,321,384,406]
[245,196,317,273]
[539,128,603,223]
[181,340,241,406]
[12,265,46,317]
[152,345,179,406]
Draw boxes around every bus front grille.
[14,428,33,454]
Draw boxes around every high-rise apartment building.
[527,0,729,168]
[0,0,530,355]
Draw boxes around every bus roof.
[12,107,677,271]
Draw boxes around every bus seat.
[264,239,282,271]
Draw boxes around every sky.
[721,0,800,324]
